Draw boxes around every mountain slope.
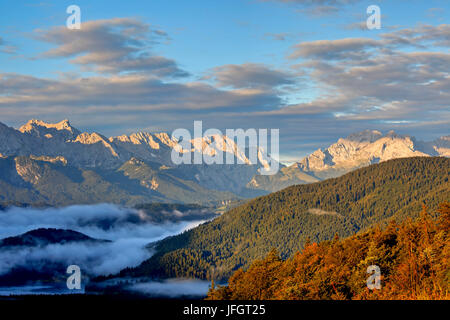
[207,203,450,300]
[0,155,237,206]
[0,119,273,196]
[116,158,238,204]
[0,119,448,203]
[249,130,450,192]
[122,157,450,280]
[0,228,108,248]
[246,163,319,192]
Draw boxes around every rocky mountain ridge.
[0,120,448,201]
[248,129,449,192]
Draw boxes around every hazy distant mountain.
[248,129,449,192]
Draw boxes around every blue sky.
[1,0,444,77]
[0,0,448,161]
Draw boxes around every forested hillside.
[207,203,450,300]
[121,157,450,280]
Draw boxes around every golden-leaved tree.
[207,202,449,300]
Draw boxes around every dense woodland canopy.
[122,157,450,281]
[207,202,450,300]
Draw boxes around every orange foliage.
[207,202,450,300]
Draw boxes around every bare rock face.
[248,129,449,192]
[6,120,123,168]
[295,130,444,179]
[109,132,174,166]
[19,119,80,140]
[15,158,42,184]
[0,120,447,197]
[1,119,275,169]
[0,119,274,195]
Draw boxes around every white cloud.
[35,18,187,77]
[0,204,208,276]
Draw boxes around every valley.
[117,157,449,281]
[0,119,448,299]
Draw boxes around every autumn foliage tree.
[207,202,450,300]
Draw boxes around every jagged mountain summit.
[0,120,447,203]
[1,119,271,170]
[248,129,449,192]
[19,119,81,140]
[0,119,272,205]
[297,130,449,178]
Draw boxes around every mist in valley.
[0,203,212,296]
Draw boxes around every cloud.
[298,5,340,16]
[0,37,18,54]
[34,18,187,77]
[0,203,207,240]
[262,0,362,16]
[1,16,448,160]
[284,37,450,125]
[205,63,297,89]
[289,38,380,60]
[381,24,450,48]
[264,32,291,41]
[0,240,150,277]
[344,21,369,31]
[427,7,445,20]
[0,204,208,277]
[287,25,450,102]
[298,23,450,61]
[0,73,282,114]
[2,17,298,118]
[289,24,450,61]
[233,24,449,151]
[126,279,211,297]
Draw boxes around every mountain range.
[248,129,450,192]
[0,119,448,205]
[120,157,450,281]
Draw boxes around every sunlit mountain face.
[0,203,213,296]
[0,1,448,158]
[0,119,448,204]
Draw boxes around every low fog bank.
[0,203,210,240]
[0,204,209,279]
[128,279,211,298]
[0,284,85,295]
[91,277,212,298]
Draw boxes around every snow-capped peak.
[20,119,77,133]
